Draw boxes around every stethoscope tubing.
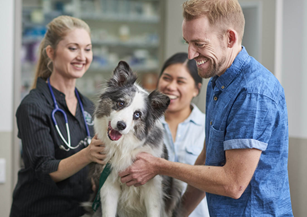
[47,78,91,151]
[75,89,91,140]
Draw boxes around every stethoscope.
[47,78,91,151]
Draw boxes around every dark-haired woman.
[157,53,209,217]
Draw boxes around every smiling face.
[49,28,93,80]
[182,16,230,79]
[157,63,199,114]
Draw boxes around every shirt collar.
[160,104,203,126]
[36,77,85,107]
[36,77,58,106]
[211,46,250,91]
[185,104,203,126]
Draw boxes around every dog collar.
[92,162,112,212]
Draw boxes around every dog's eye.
[116,101,125,108]
[133,111,141,120]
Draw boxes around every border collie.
[87,61,182,217]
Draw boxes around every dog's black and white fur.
[87,61,182,217]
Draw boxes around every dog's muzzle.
[108,121,122,141]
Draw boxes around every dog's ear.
[108,61,137,87]
[148,90,170,119]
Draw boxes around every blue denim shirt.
[205,47,293,216]
[160,105,210,217]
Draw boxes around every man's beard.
[197,55,227,79]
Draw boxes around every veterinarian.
[119,0,294,216]
[10,16,106,217]
[157,52,209,217]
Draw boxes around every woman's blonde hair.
[31,15,91,89]
[183,0,245,42]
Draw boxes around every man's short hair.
[183,0,245,42]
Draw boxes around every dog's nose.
[117,121,126,131]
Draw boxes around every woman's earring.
[47,60,53,72]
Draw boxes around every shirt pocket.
[206,125,225,166]
[184,145,203,165]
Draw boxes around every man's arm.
[119,146,261,199]
[181,141,207,217]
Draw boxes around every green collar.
[92,163,112,212]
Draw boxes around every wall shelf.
[80,13,160,23]
[21,0,164,99]
[91,39,159,48]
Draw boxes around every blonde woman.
[10,16,105,217]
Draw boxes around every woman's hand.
[85,134,106,164]
[50,134,106,182]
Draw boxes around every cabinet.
[21,0,165,101]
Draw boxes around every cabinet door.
[239,0,280,76]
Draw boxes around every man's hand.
[119,152,160,187]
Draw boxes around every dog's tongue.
[108,122,122,141]
[109,129,122,141]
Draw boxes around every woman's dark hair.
[159,52,202,92]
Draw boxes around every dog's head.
[94,61,170,143]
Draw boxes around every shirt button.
[214,96,218,101]
[210,121,212,125]
[221,86,225,89]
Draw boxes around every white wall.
[282,0,307,216]
[0,0,15,216]
[0,0,14,132]
[283,0,307,138]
